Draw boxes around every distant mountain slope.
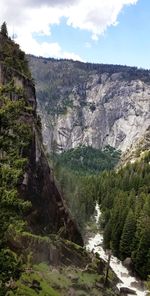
[28,55,150,154]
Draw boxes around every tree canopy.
[0,21,8,37]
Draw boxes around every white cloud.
[66,0,138,39]
[0,0,138,59]
[85,42,92,48]
[16,31,83,61]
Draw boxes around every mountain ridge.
[28,55,150,156]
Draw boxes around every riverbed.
[86,204,149,296]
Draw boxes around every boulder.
[120,287,137,295]
[123,258,133,270]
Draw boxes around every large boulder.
[123,257,133,271]
[120,287,137,295]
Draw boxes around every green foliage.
[147,277,150,296]
[0,24,31,77]
[0,22,8,37]
[0,249,22,294]
[52,145,120,229]
[120,209,136,258]
[0,84,33,292]
[6,262,114,296]
[6,269,61,296]
[97,153,150,279]
[55,145,121,175]
[55,146,150,279]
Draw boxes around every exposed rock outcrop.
[0,61,83,246]
[120,287,137,295]
[28,56,150,154]
[21,128,83,245]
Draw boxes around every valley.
[0,23,150,296]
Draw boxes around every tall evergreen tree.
[120,209,136,258]
[0,22,8,37]
[134,224,150,278]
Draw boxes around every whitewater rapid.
[86,203,149,296]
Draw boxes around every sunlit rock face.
[28,56,150,154]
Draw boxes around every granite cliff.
[28,56,150,155]
[0,60,82,245]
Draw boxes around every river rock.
[123,257,133,270]
[120,287,137,295]
[130,280,145,290]
[120,272,129,278]
[68,288,76,296]
[95,282,104,289]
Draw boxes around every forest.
[0,24,34,294]
[55,145,121,174]
[54,147,150,280]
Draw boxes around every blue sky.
[1,0,150,68]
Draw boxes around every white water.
[86,203,149,296]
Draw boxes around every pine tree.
[111,191,128,255]
[120,209,136,258]
[0,22,8,37]
[134,225,150,278]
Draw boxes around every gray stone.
[123,258,133,270]
[120,287,137,295]
[38,71,150,155]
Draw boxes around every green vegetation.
[1,22,8,37]
[6,262,116,296]
[0,23,31,77]
[55,145,121,174]
[0,83,33,294]
[53,145,150,279]
[98,152,150,279]
[0,27,35,293]
[52,145,120,228]
[7,268,61,296]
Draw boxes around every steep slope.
[28,55,150,154]
[0,27,123,296]
[0,49,82,245]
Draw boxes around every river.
[86,203,149,296]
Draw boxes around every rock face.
[22,129,83,245]
[28,56,150,154]
[0,61,83,246]
[120,287,137,295]
[123,258,133,271]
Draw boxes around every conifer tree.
[120,209,136,258]
[0,22,8,37]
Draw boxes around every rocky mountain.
[28,55,150,155]
[0,35,82,246]
[1,30,122,296]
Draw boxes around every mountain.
[28,55,150,155]
[27,54,150,283]
[0,29,121,296]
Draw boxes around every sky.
[0,0,150,69]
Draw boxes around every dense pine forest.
[55,145,121,174]
[54,148,150,280]
[52,145,120,226]
[99,152,150,279]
